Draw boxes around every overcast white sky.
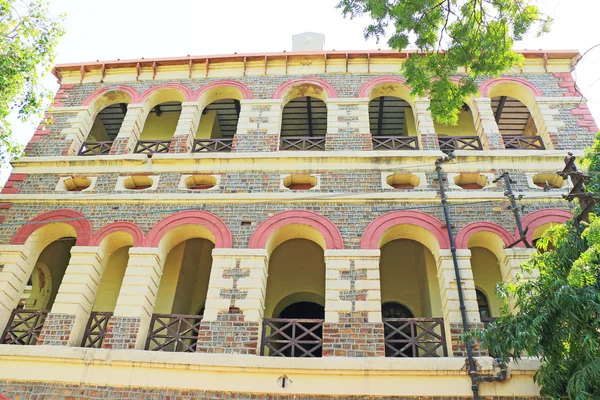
[7,0,600,166]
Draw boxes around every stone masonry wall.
[0,200,573,250]
[25,72,594,157]
[323,312,385,357]
[36,313,76,346]
[0,381,544,400]
[196,313,259,355]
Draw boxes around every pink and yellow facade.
[0,49,595,399]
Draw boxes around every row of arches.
[8,208,572,318]
[79,76,549,154]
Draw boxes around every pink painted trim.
[455,221,514,249]
[357,77,408,98]
[139,83,194,103]
[91,222,144,247]
[519,208,574,244]
[360,211,449,250]
[248,210,344,250]
[193,80,253,101]
[11,209,92,246]
[478,77,543,97]
[273,79,338,99]
[82,85,140,106]
[143,210,232,248]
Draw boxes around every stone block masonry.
[0,381,546,400]
[36,313,76,346]
[196,312,260,355]
[102,316,141,350]
[323,311,385,357]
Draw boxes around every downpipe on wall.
[434,154,507,399]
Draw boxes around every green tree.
[336,0,551,125]
[469,132,600,399]
[0,0,64,161]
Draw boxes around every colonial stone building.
[0,45,596,399]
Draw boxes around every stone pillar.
[168,102,201,153]
[323,250,385,357]
[414,98,440,150]
[471,98,506,150]
[103,248,162,350]
[500,247,538,283]
[325,99,373,151]
[232,100,281,152]
[110,104,147,155]
[534,98,566,150]
[197,249,267,355]
[37,246,105,346]
[0,245,31,333]
[436,249,484,357]
[61,108,95,156]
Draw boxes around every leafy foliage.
[337,0,551,124]
[0,0,64,162]
[468,132,600,399]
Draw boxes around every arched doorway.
[379,239,446,357]
[262,237,326,357]
[280,93,328,151]
[2,237,76,345]
[145,237,214,352]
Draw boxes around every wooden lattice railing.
[133,140,171,155]
[261,318,323,357]
[192,138,234,153]
[78,141,113,156]
[0,309,48,345]
[280,137,326,151]
[80,311,113,348]
[382,318,447,357]
[502,135,545,150]
[438,136,483,151]
[144,313,203,352]
[372,136,419,150]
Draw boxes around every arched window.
[434,103,482,151]
[193,98,240,153]
[135,101,182,154]
[280,96,327,151]
[476,289,491,320]
[369,96,419,150]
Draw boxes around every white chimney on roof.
[292,32,325,52]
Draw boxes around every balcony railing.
[438,136,483,151]
[382,318,447,357]
[80,311,113,348]
[372,136,419,150]
[78,141,113,156]
[133,140,171,155]
[145,313,203,352]
[261,318,323,357]
[192,138,234,153]
[280,136,326,151]
[502,135,545,150]
[0,309,48,345]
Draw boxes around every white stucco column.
[110,104,147,155]
[168,102,202,153]
[0,245,31,333]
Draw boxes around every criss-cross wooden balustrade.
[0,309,48,345]
[372,136,419,150]
[192,138,234,153]
[261,318,323,357]
[502,135,545,150]
[133,140,171,155]
[78,141,113,156]
[280,137,326,151]
[80,311,113,348]
[382,318,447,358]
[438,136,483,151]
[144,313,203,352]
